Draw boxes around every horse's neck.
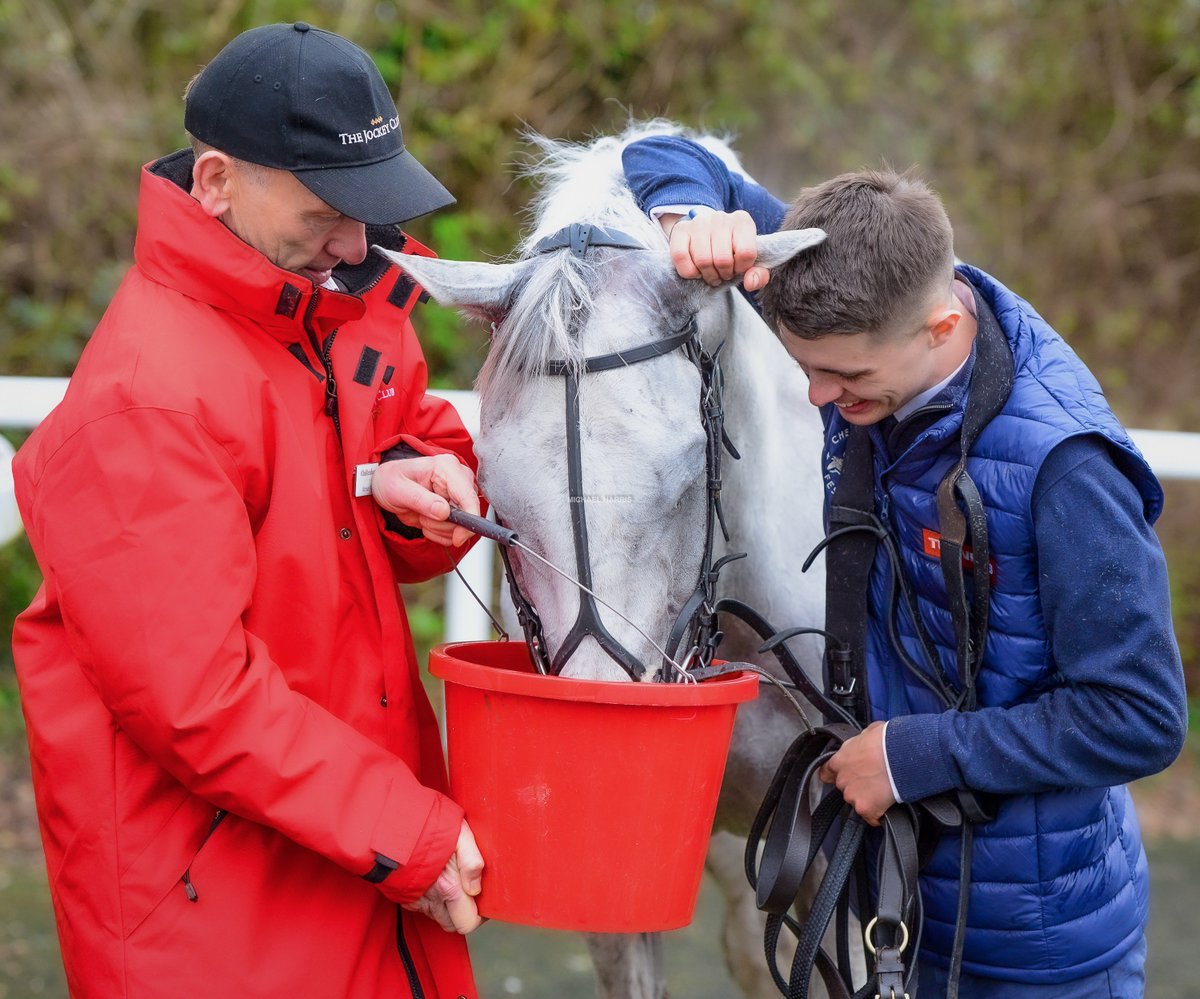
[700,290,827,640]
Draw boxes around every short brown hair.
[760,168,955,340]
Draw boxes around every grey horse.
[380,123,846,998]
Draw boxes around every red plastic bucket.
[429,641,758,932]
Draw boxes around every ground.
[1,717,1197,998]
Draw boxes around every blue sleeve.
[886,435,1187,801]
[621,135,789,234]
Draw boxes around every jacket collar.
[132,149,366,346]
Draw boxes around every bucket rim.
[430,641,759,706]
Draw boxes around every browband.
[533,222,647,258]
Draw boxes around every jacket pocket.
[120,799,227,939]
[179,809,228,903]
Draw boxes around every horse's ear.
[753,228,827,270]
[370,246,535,323]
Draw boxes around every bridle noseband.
[499,222,742,682]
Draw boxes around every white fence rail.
[4,376,1199,641]
[0,377,496,642]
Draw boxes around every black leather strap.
[546,370,649,680]
[822,427,879,725]
[745,723,927,999]
[543,325,697,376]
[935,291,1014,712]
[713,597,855,726]
[533,222,647,258]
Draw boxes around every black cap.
[184,22,454,225]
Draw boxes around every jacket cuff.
[884,713,959,803]
[367,778,465,905]
[371,434,469,541]
[373,432,461,464]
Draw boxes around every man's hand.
[660,208,771,291]
[818,721,896,826]
[403,821,485,934]
[371,454,479,547]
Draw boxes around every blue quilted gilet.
[821,265,1162,983]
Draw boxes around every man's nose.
[806,372,842,408]
[330,219,368,266]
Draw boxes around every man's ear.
[192,150,237,218]
[928,305,963,346]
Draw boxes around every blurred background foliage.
[1,0,1199,679]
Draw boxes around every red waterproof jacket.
[12,150,479,998]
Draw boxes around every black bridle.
[498,222,743,682]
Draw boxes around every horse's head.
[377,132,822,681]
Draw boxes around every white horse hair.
[377,122,844,998]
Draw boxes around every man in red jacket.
[13,22,485,998]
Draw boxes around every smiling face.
[779,278,977,426]
[760,167,967,426]
[782,323,942,425]
[192,150,368,285]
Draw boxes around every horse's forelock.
[478,121,699,407]
[516,120,685,248]
[476,254,593,406]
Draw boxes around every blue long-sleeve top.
[623,134,1187,802]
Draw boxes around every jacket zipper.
[180,808,228,902]
[395,910,426,998]
[322,328,341,441]
[301,290,342,442]
[883,401,954,466]
[306,254,416,438]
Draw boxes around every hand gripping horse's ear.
[371,226,825,321]
[653,226,827,315]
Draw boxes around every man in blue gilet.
[624,134,1187,998]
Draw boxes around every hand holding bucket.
[403,820,486,934]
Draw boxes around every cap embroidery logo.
[339,115,400,145]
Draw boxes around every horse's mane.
[476,120,749,407]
